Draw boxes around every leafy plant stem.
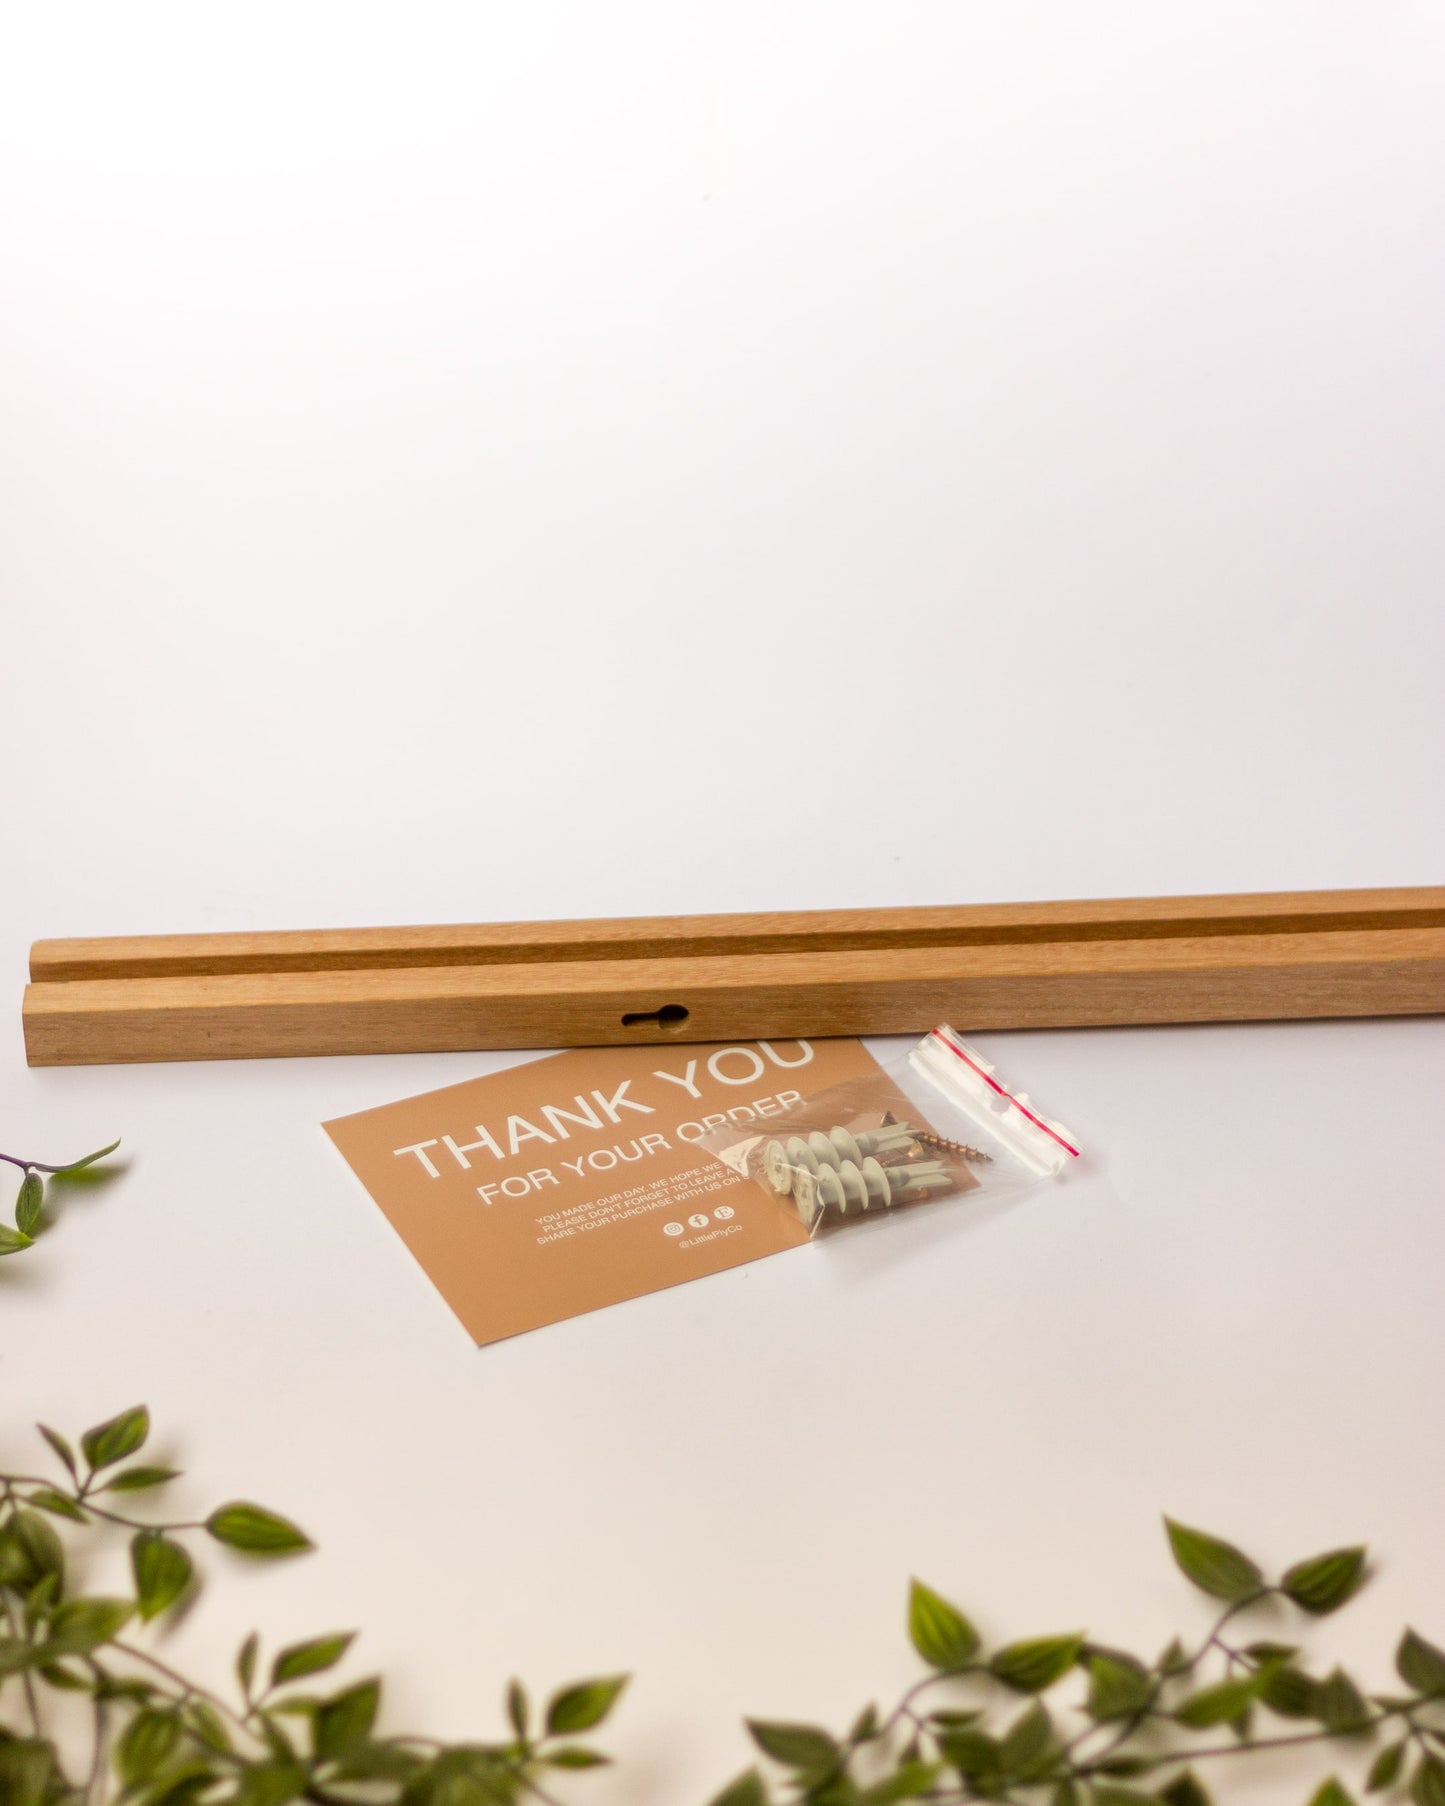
[1190,1597,1271,1673]
[0,1143,117,1175]
[86,1694,108,1806]
[110,1638,255,1739]
[1,1585,43,1735]
[880,1666,977,1739]
[0,1151,52,1174]
[1127,1716,1401,1769]
[5,1467,205,1536]
[10,1395,1445,1806]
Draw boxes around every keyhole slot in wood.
[620,1004,690,1032]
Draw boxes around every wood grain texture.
[28,886,1445,981]
[22,889,1445,1065]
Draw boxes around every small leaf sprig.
[0,1139,120,1258]
[712,1520,1445,1806]
[0,1407,625,1805]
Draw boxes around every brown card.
[323,1036,887,1345]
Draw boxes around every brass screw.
[913,1128,992,1164]
[881,1110,991,1164]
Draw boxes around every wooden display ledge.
[23,886,1445,1065]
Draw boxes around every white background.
[3,5,1444,1802]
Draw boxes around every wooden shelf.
[24,887,1445,1065]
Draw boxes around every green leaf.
[1368,1743,1407,1791]
[25,1486,87,1523]
[1097,1757,1158,1778]
[907,1578,980,1670]
[1164,1518,1265,1603]
[1415,1756,1445,1806]
[1399,1631,1445,1697]
[254,1730,304,1784]
[1174,1674,1266,1728]
[1158,1638,1190,1675]
[545,1675,629,1735]
[507,1677,529,1739]
[235,1761,308,1806]
[850,1703,882,1742]
[38,1660,90,1690]
[315,1679,381,1760]
[54,1138,121,1172]
[708,1773,768,1806]
[93,1675,157,1705]
[19,1509,65,1580]
[36,1425,79,1482]
[1401,1755,1445,1806]
[81,1404,150,1472]
[270,1697,320,1720]
[238,1631,260,1696]
[333,1744,427,1783]
[25,1570,61,1626]
[413,1761,510,1806]
[1094,1788,1159,1806]
[413,1746,519,1805]
[1053,1781,1080,1806]
[271,1632,354,1687]
[939,1726,1002,1782]
[1261,1664,1321,1720]
[151,1769,218,1806]
[0,1739,62,1806]
[1317,1668,1372,1734]
[0,1224,34,1254]
[0,1638,46,1676]
[15,1171,44,1236]
[746,1720,842,1781]
[206,1502,312,1555]
[865,1761,945,1802]
[1283,1548,1368,1615]
[185,1699,234,1754]
[0,1510,65,1589]
[545,1747,610,1769]
[132,1532,194,1620]
[103,1464,181,1493]
[1000,1701,1055,1777]
[117,1709,183,1786]
[1310,1780,1358,1806]
[1087,1650,1154,1721]
[42,1595,132,1656]
[989,1634,1086,1693]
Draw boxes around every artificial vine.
[0,1408,625,1805]
[4,1144,1443,1806]
[1,1142,120,1258]
[712,1525,1445,1806]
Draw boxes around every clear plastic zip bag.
[698,1025,1081,1238]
